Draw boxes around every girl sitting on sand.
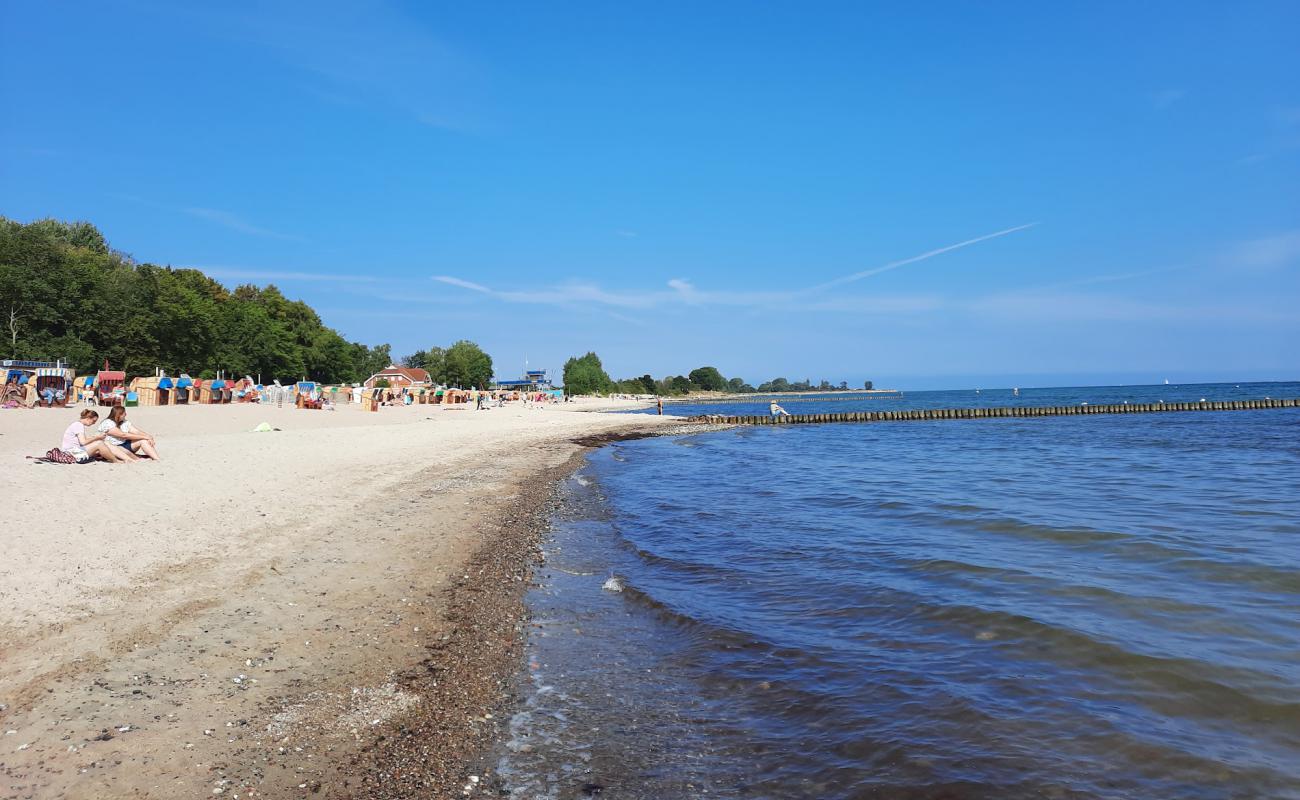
[61,409,132,463]
[97,404,162,461]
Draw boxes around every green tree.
[562,352,613,395]
[0,216,390,382]
[864,380,874,390]
[670,375,692,394]
[404,346,447,384]
[444,340,493,388]
[26,218,110,255]
[758,377,791,393]
[688,366,727,392]
[358,343,392,379]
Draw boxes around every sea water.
[494,383,1300,799]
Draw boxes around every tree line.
[0,217,395,382]
[402,342,494,389]
[562,352,873,396]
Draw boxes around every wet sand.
[0,399,678,798]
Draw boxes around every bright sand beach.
[0,399,678,798]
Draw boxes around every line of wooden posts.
[694,398,1299,426]
[671,392,903,405]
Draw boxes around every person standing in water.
[656,396,663,415]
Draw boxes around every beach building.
[364,366,430,390]
[493,369,552,392]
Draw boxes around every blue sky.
[3,1,1297,389]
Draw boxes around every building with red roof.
[363,365,431,389]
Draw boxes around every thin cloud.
[1045,265,1184,290]
[795,294,945,314]
[183,3,483,132]
[1226,230,1300,270]
[317,307,484,323]
[185,207,304,241]
[966,291,1292,325]
[494,283,663,309]
[603,310,650,327]
[805,223,1038,293]
[432,222,1038,313]
[668,278,702,304]
[202,267,378,283]
[433,275,492,292]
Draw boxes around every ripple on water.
[495,390,1300,799]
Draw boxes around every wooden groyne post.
[693,398,1299,426]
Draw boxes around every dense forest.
[2,217,864,393]
[562,352,873,396]
[0,217,397,382]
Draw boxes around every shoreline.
[316,447,585,798]
[0,401,685,798]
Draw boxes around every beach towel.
[28,448,88,465]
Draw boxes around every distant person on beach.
[98,404,161,461]
[770,401,790,417]
[60,408,129,463]
[2,374,22,406]
[657,397,663,415]
[40,383,67,406]
[20,376,39,408]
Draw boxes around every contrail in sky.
[805,222,1039,293]
[432,222,1039,312]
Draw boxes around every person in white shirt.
[97,404,162,461]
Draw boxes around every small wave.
[500,392,1300,798]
